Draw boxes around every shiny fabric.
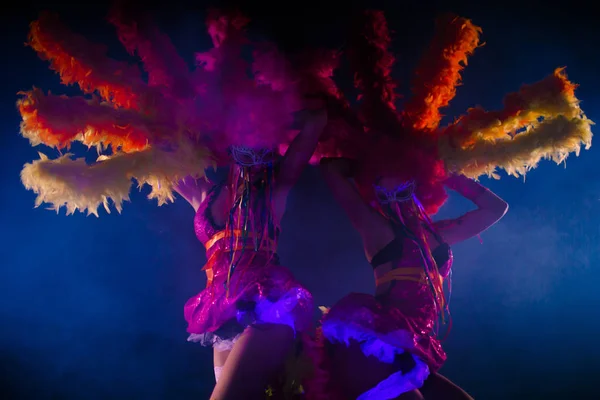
[321,236,452,398]
[358,357,430,400]
[184,184,313,346]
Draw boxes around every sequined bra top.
[370,222,454,292]
[370,223,453,277]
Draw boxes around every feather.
[403,15,482,133]
[28,12,146,110]
[439,68,593,179]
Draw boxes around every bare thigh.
[210,323,295,400]
[420,372,474,400]
[213,349,230,383]
[395,391,425,400]
[327,339,423,399]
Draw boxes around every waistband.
[375,267,442,287]
[205,229,276,251]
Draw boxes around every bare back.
[207,180,289,233]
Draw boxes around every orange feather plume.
[443,68,581,147]
[347,10,401,134]
[403,14,482,134]
[439,68,593,179]
[28,12,146,110]
[108,7,194,99]
[18,88,151,152]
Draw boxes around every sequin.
[321,236,453,373]
[186,184,313,344]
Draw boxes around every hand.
[443,174,487,199]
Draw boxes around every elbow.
[476,199,509,230]
[499,197,509,215]
[501,200,509,215]
[476,189,509,221]
[493,199,509,221]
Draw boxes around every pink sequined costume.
[312,7,592,398]
[321,219,453,398]
[185,180,314,352]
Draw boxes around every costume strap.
[205,229,246,251]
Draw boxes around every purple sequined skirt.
[184,251,313,351]
[321,288,446,398]
[322,290,446,371]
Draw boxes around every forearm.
[319,160,375,233]
[278,110,327,186]
[296,120,326,156]
[445,175,508,213]
[434,175,508,244]
[290,106,327,150]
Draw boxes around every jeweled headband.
[373,180,416,204]
[230,145,276,167]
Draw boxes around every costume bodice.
[193,182,278,262]
[370,222,453,278]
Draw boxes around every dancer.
[320,157,506,400]
[315,10,592,400]
[177,105,327,400]
[17,7,335,400]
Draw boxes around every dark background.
[1,0,599,398]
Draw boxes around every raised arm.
[434,174,509,245]
[277,108,328,191]
[173,175,214,212]
[320,158,382,237]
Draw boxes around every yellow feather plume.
[440,68,593,179]
[21,138,214,217]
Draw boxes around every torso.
[194,181,280,261]
[368,220,453,301]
